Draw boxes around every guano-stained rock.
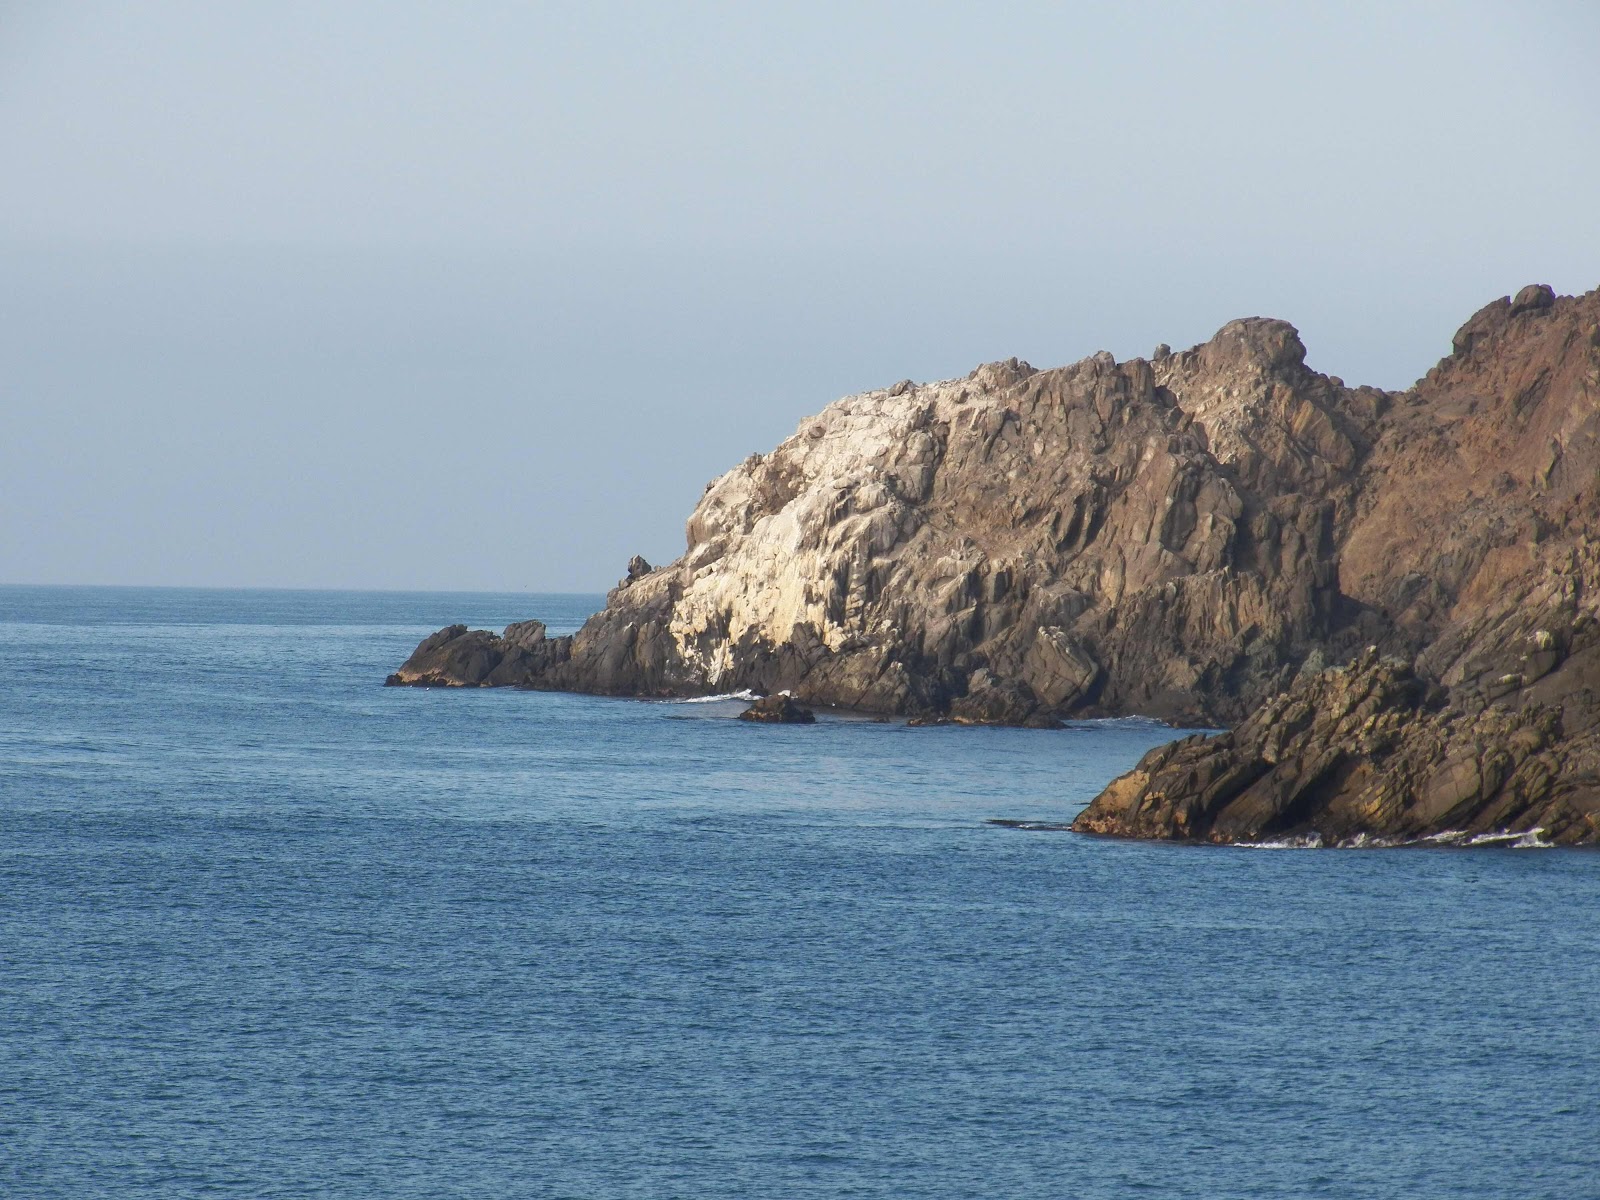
[394,320,1374,725]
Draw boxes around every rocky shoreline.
[1071,649,1600,847]
[391,284,1600,846]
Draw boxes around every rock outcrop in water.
[390,284,1600,844]
[737,694,817,724]
[385,620,569,688]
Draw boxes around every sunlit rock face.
[394,316,1388,724]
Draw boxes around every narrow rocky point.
[391,284,1600,845]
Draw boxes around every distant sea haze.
[2,586,1595,1197]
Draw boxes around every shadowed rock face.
[385,620,570,688]
[1072,650,1600,846]
[389,285,1600,843]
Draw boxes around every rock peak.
[965,356,1036,391]
[1450,283,1562,358]
[1201,317,1307,373]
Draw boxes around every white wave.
[1237,833,1325,850]
[1389,827,1552,849]
[1340,832,1401,849]
[1466,827,1551,849]
[1241,825,1554,850]
[1064,715,1192,731]
[671,690,760,704]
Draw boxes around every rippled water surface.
[2,586,1596,1198]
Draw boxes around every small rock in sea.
[737,694,816,724]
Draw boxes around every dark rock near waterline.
[737,694,816,723]
[948,669,1038,725]
[1072,650,1600,847]
[385,620,571,687]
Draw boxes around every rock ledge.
[1071,651,1600,846]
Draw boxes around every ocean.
[1,586,1596,1198]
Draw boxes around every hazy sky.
[4,1,1599,591]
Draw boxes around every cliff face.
[1075,284,1600,845]
[390,284,1600,843]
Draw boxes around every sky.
[3,1,1599,592]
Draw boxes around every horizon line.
[0,581,607,597]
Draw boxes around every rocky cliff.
[391,284,1600,844]
[392,317,1384,724]
[1075,284,1600,845]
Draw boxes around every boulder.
[617,555,653,589]
[1509,283,1555,316]
[949,669,1041,725]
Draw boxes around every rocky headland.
[391,284,1600,845]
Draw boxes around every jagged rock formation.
[1073,650,1600,846]
[1073,284,1600,844]
[390,284,1600,844]
[385,620,569,688]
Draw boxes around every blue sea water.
[1,586,1596,1199]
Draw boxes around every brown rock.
[1509,283,1555,316]
[385,621,571,688]
[948,669,1040,725]
[1073,651,1600,846]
